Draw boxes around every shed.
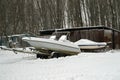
[39,26,120,49]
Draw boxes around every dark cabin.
[39,26,120,49]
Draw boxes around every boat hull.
[23,37,80,55]
[75,39,107,50]
[79,45,106,50]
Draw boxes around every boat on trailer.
[22,36,80,57]
[74,39,107,50]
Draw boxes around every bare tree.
[1,0,120,36]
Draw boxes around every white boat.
[74,39,107,50]
[22,36,80,55]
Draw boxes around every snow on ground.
[0,49,120,80]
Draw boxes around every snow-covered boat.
[22,36,80,55]
[74,39,107,50]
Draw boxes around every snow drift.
[0,50,120,80]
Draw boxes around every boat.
[22,36,80,55]
[74,39,107,50]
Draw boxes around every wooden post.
[0,36,2,46]
[112,30,115,49]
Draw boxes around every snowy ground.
[0,49,120,80]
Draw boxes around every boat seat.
[49,35,56,40]
[58,35,67,41]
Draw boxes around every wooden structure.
[39,26,120,49]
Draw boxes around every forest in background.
[0,0,120,36]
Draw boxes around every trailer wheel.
[36,54,48,59]
[52,53,59,58]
